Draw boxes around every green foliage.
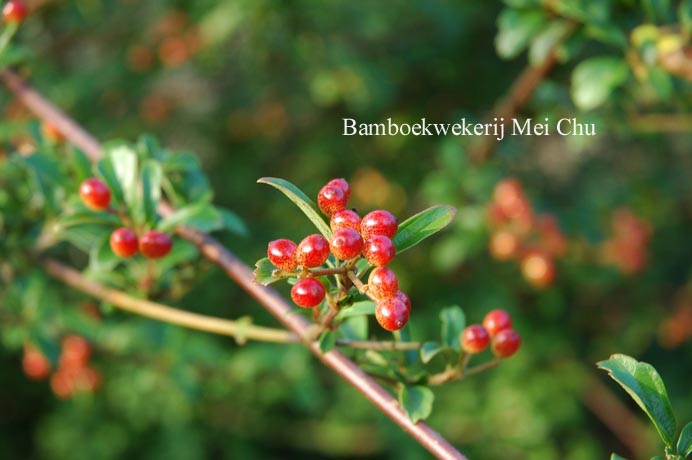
[398,385,435,424]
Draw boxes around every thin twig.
[335,339,421,351]
[347,270,377,301]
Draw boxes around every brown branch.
[2,69,467,460]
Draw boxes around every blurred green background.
[1,0,691,459]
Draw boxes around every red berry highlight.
[267,238,298,271]
[491,328,522,358]
[290,277,326,308]
[394,290,412,313]
[139,231,173,259]
[375,296,410,331]
[317,184,348,216]
[330,209,361,232]
[296,234,330,268]
[482,309,513,338]
[79,178,111,211]
[327,178,350,202]
[461,324,490,354]
[110,228,138,258]
[2,0,26,23]
[368,267,399,299]
[360,210,398,239]
[330,228,363,260]
[363,235,396,267]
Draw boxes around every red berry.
[60,335,90,368]
[50,369,75,399]
[317,185,348,216]
[110,228,138,258]
[520,249,555,288]
[330,228,363,260]
[296,234,330,268]
[290,277,325,308]
[330,209,361,232]
[482,309,513,338]
[327,178,350,202]
[79,178,111,211]
[139,231,173,259]
[2,0,26,23]
[368,267,399,299]
[360,210,398,239]
[375,296,410,331]
[22,344,51,380]
[461,325,490,354]
[267,238,298,271]
[489,230,520,261]
[394,290,412,312]
[491,329,521,358]
[363,235,396,267]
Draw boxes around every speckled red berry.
[267,238,298,271]
[360,210,398,239]
[318,185,348,216]
[291,277,325,308]
[330,228,363,260]
[375,296,410,331]
[363,235,396,267]
[327,178,350,202]
[79,178,111,211]
[330,209,361,232]
[296,234,330,267]
[110,228,138,258]
[491,328,521,358]
[3,0,27,23]
[482,309,512,338]
[461,325,490,354]
[368,267,399,299]
[139,231,173,259]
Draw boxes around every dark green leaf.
[89,235,120,272]
[252,257,283,286]
[338,316,368,341]
[140,160,163,226]
[219,208,249,237]
[420,341,446,364]
[439,306,465,350]
[69,147,93,183]
[393,205,456,254]
[257,177,331,238]
[496,9,545,59]
[597,354,677,447]
[677,422,692,458]
[571,57,629,111]
[398,385,434,423]
[318,330,336,353]
[335,301,375,321]
[158,202,223,232]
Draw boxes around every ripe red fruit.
[60,335,91,368]
[491,328,521,358]
[317,184,348,216]
[489,230,520,261]
[330,228,363,260]
[375,296,410,331]
[79,178,111,211]
[482,309,513,338]
[360,210,398,239]
[50,369,75,399]
[330,209,361,232]
[110,228,138,258]
[394,290,412,313]
[2,0,27,23]
[267,238,298,271]
[520,249,555,288]
[296,234,330,268]
[22,345,51,380]
[327,178,350,202]
[290,277,326,308]
[139,231,173,259]
[363,235,396,267]
[461,324,490,354]
[368,267,399,299]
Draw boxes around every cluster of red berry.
[487,178,566,288]
[79,177,172,259]
[460,309,521,358]
[266,178,411,331]
[601,208,651,275]
[2,0,26,23]
[22,336,100,398]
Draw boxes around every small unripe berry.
[290,277,325,308]
[330,228,363,260]
[317,185,348,216]
[491,328,521,358]
[22,345,51,380]
[110,228,138,258]
[139,231,173,259]
[461,324,490,354]
[2,0,26,23]
[267,239,298,271]
[520,249,555,288]
[363,235,396,267]
[368,267,399,299]
[296,234,330,268]
[482,309,512,338]
[375,296,410,331]
[330,209,361,232]
[360,210,398,239]
[327,178,350,202]
[79,178,111,211]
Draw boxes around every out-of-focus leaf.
[141,160,162,226]
[338,316,368,341]
[318,330,336,353]
[398,385,434,423]
[610,454,627,460]
[677,422,692,458]
[585,24,628,49]
[571,57,629,110]
[89,235,120,272]
[335,301,376,320]
[104,142,139,215]
[420,341,446,364]
[219,208,248,237]
[393,205,456,254]
[252,257,282,286]
[439,306,465,350]
[530,20,573,65]
[158,202,223,232]
[680,2,692,35]
[69,147,93,183]
[496,9,545,59]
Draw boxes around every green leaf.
[571,57,629,111]
[439,306,465,350]
[680,2,692,35]
[529,20,573,65]
[420,341,446,364]
[597,354,677,447]
[318,330,336,353]
[610,454,628,460]
[89,236,120,272]
[69,147,93,183]
[393,205,456,254]
[140,160,162,226]
[219,207,249,237]
[398,385,434,423]
[252,257,283,286]
[338,316,368,341]
[496,9,546,59]
[584,24,628,50]
[677,422,692,458]
[158,202,223,233]
[257,177,331,238]
[335,301,376,321]
[104,143,139,215]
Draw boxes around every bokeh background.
[1,1,691,459]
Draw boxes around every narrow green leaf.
[219,207,249,237]
[89,236,120,272]
[439,306,466,350]
[420,341,446,364]
[96,155,125,205]
[158,202,223,233]
[597,354,677,447]
[257,177,331,238]
[610,454,628,460]
[140,160,162,226]
[105,143,139,215]
[252,257,283,286]
[398,385,434,423]
[571,57,629,111]
[677,422,692,458]
[318,330,336,353]
[335,301,376,321]
[392,205,456,254]
[69,147,93,183]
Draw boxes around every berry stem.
[461,358,500,378]
[309,266,349,276]
[427,366,462,386]
[335,339,420,351]
[347,270,378,301]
